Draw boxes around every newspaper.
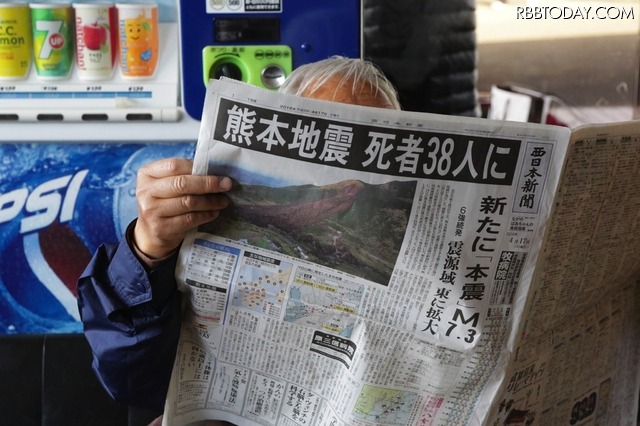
[488,121,640,426]
[165,78,639,426]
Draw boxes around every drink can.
[116,3,159,80]
[30,3,74,80]
[0,3,32,80]
[73,3,117,81]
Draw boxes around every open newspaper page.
[165,78,571,426]
[486,121,640,426]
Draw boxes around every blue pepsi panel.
[0,142,195,334]
[179,0,362,120]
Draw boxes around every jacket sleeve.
[76,233,182,413]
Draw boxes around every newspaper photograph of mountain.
[199,168,417,285]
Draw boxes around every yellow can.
[0,3,32,80]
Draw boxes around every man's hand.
[133,158,232,259]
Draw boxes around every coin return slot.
[126,113,154,121]
[37,114,64,121]
[0,114,19,121]
[82,114,109,121]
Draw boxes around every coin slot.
[261,64,286,89]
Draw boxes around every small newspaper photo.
[165,78,640,426]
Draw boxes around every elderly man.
[77,56,400,421]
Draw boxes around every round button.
[211,62,243,81]
[261,65,286,89]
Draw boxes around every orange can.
[116,3,158,80]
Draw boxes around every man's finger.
[139,158,194,179]
[140,193,231,219]
[170,174,233,196]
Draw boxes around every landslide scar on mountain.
[231,180,364,230]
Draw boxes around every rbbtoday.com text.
[516,6,635,20]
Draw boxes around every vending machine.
[0,0,362,334]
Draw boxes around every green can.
[30,3,73,80]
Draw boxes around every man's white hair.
[279,56,401,110]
